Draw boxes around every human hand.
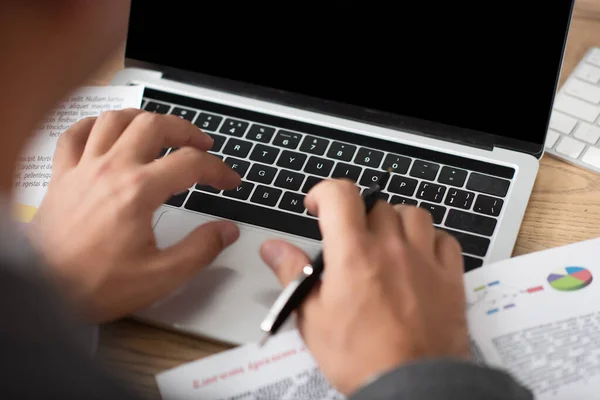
[260,180,470,395]
[29,109,241,323]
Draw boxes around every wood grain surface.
[95,2,600,399]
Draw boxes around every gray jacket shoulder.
[349,358,533,400]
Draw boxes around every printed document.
[12,85,143,223]
[156,237,600,400]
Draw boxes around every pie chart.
[547,267,593,291]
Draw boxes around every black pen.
[258,168,392,346]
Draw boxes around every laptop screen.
[125,2,574,153]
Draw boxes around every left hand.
[28,109,241,323]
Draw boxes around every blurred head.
[0,0,129,190]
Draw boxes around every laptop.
[110,2,575,345]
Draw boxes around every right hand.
[260,180,471,395]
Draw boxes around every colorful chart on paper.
[547,267,593,291]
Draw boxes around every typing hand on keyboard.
[259,179,470,396]
[27,109,241,323]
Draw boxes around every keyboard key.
[549,111,578,135]
[300,136,329,155]
[222,181,255,200]
[195,112,223,132]
[409,160,440,181]
[416,182,446,203]
[304,156,334,177]
[463,255,483,272]
[441,228,490,257]
[185,192,321,240]
[390,196,418,206]
[273,130,302,149]
[359,168,387,187]
[419,202,446,224]
[171,107,197,121]
[302,176,324,193]
[586,48,600,68]
[445,209,497,237]
[555,136,586,159]
[545,129,560,149]
[249,144,280,164]
[354,148,384,168]
[247,124,276,143]
[208,133,226,152]
[564,78,600,104]
[247,164,277,184]
[381,154,411,174]
[553,94,600,123]
[375,192,389,201]
[466,173,510,198]
[144,101,170,114]
[250,185,282,207]
[331,163,362,182]
[444,188,475,210]
[437,166,467,187]
[275,170,306,191]
[165,190,189,207]
[581,146,600,168]
[223,138,253,158]
[575,63,600,84]
[196,184,220,194]
[473,195,503,217]
[278,192,306,214]
[387,175,418,196]
[327,142,357,162]
[224,157,250,178]
[573,122,600,145]
[219,118,249,137]
[277,150,307,171]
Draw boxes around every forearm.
[349,359,533,400]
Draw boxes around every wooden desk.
[95,2,600,398]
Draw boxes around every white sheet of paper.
[465,237,600,400]
[12,85,144,222]
[156,329,345,400]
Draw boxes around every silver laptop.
[110,2,575,345]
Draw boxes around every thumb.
[260,239,312,286]
[158,221,240,278]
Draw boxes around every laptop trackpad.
[134,209,320,345]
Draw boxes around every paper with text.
[12,85,144,222]
[156,330,344,400]
[465,237,600,400]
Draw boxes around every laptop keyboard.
[142,88,515,272]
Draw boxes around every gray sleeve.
[348,359,533,400]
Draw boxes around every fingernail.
[261,242,285,270]
[219,223,240,246]
[202,133,215,148]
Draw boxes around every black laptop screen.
[125,2,574,153]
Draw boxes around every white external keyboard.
[545,47,600,174]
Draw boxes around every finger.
[394,205,436,253]
[156,220,240,280]
[305,179,366,244]
[141,148,241,205]
[367,200,401,236]
[434,229,464,272]
[52,117,96,176]
[260,239,314,287]
[112,112,214,163]
[82,108,143,159]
